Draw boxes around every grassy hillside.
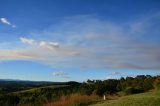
[13,85,69,94]
[90,90,160,106]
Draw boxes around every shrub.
[0,94,20,106]
[124,87,144,95]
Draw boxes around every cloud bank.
[0,13,160,70]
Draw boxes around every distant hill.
[0,79,65,85]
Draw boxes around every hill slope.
[90,91,160,106]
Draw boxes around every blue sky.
[0,0,160,82]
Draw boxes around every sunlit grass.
[90,90,160,106]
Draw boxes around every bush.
[154,77,160,96]
[0,94,20,106]
[124,87,144,95]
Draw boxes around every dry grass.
[44,94,100,106]
[105,94,119,100]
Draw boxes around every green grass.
[90,91,160,106]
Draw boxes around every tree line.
[80,75,156,96]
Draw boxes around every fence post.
[103,95,106,100]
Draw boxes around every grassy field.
[90,90,160,106]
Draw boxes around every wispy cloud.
[39,41,59,49]
[52,71,70,79]
[0,18,11,25]
[106,72,121,79]
[0,49,34,60]
[20,37,59,49]
[0,13,160,70]
[111,72,121,75]
[0,18,16,28]
[52,71,66,76]
[20,37,35,45]
[106,72,137,79]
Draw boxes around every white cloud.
[106,73,137,79]
[0,18,11,25]
[0,18,16,28]
[105,72,122,79]
[20,37,35,45]
[106,76,112,79]
[20,37,59,49]
[12,25,16,28]
[52,71,70,79]
[39,41,59,49]
[52,71,65,76]
[112,72,121,75]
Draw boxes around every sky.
[0,0,160,82]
